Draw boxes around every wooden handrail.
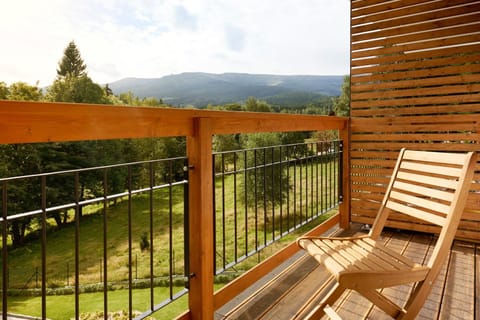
[0,100,349,319]
[0,100,347,144]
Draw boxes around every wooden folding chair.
[297,148,476,319]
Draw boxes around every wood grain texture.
[350,0,480,241]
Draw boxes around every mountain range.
[108,72,344,107]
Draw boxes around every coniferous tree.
[56,41,87,78]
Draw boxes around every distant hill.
[108,72,344,107]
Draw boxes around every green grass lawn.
[8,286,188,319]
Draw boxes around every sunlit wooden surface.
[216,224,479,319]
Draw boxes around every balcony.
[1,1,479,319]
[0,101,350,319]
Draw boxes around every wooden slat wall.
[350,0,480,240]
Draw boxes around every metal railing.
[213,140,343,275]
[0,139,343,318]
[1,156,189,319]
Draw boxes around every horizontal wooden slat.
[396,171,458,190]
[352,54,480,79]
[351,0,434,17]
[352,11,480,43]
[389,191,451,215]
[402,150,469,165]
[400,161,462,177]
[351,142,479,152]
[352,73,480,94]
[352,1,480,33]
[352,0,475,23]
[350,104,480,118]
[351,33,480,60]
[351,93,480,109]
[351,43,480,68]
[351,114,480,127]
[352,84,480,101]
[352,63,480,84]
[353,22,480,51]
[393,181,455,203]
[352,132,480,142]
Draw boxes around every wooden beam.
[186,118,215,319]
[0,100,347,144]
[339,122,351,229]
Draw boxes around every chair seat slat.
[329,239,393,271]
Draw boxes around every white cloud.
[0,0,350,85]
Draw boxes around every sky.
[0,0,350,86]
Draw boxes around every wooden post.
[186,117,215,319]
[339,120,350,229]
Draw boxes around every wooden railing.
[0,100,350,319]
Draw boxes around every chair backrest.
[369,148,476,268]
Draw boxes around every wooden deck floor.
[215,225,480,319]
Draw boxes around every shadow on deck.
[216,224,480,319]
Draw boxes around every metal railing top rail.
[212,140,338,155]
[0,156,188,181]
[0,160,188,223]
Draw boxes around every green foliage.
[245,97,272,112]
[117,91,164,107]
[0,81,9,99]
[240,133,290,209]
[7,82,43,101]
[56,41,87,78]
[333,75,350,116]
[46,75,107,104]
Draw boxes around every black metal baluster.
[2,181,8,320]
[74,173,80,320]
[102,169,108,319]
[127,166,133,318]
[41,176,47,320]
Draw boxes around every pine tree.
[56,41,87,78]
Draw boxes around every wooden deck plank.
[438,241,476,320]
[261,261,332,320]
[216,226,478,320]
[219,255,320,319]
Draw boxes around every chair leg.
[304,283,346,320]
[357,288,403,318]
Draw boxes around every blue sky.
[0,0,350,86]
